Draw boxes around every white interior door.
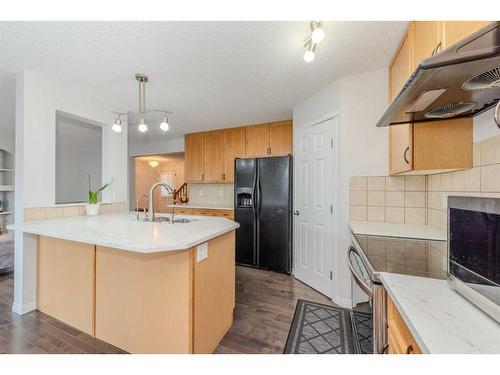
[294,118,334,297]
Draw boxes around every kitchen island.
[8,212,239,354]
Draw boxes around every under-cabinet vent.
[463,66,500,91]
[424,102,477,119]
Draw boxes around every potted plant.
[86,174,113,216]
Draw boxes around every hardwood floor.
[0,266,333,354]
[214,266,333,354]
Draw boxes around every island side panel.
[95,246,193,353]
[37,236,96,336]
[194,230,236,353]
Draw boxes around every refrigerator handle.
[252,159,259,266]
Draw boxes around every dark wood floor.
[0,266,332,354]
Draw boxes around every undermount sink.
[138,216,195,224]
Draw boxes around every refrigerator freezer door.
[256,156,292,273]
[235,158,257,266]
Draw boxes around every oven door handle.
[347,246,373,298]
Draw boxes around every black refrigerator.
[234,155,292,274]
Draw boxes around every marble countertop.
[167,203,234,211]
[7,212,239,254]
[350,221,446,241]
[380,272,500,354]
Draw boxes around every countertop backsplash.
[350,134,500,232]
[188,183,234,206]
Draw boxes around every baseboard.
[332,295,352,309]
[12,301,36,315]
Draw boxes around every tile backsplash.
[350,133,500,230]
[350,175,427,225]
[188,183,234,205]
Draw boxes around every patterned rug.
[351,310,373,354]
[283,299,356,354]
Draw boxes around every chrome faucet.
[136,194,149,221]
[148,182,175,223]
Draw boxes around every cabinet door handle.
[267,147,271,155]
[406,345,414,354]
[431,42,442,56]
[202,173,205,180]
[403,146,410,164]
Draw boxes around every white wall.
[293,68,388,307]
[13,69,128,314]
[473,106,500,142]
[128,134,184,157]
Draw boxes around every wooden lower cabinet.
[36,232,236,354]
[387,295,422,354]
[37,237,95,336]
[173,207,234,219]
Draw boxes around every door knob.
[293,211,300,216]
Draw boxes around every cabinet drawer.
[214,210,234,219]
[173,208,193,215]
[193,209,215,216]
[387,295,422,354]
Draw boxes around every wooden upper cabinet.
[269,121,293,156]
[442,21,490,48]
[246,124,270,157]
[204,130,224,182]
[185,132,205,182]
[223,127,246,182]
[413,21,441,67]
[388,25,414,175]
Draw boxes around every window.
[55,111,102,204]
[160,171,175,197]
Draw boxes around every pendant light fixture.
[303,21,325,63]
[111,73,172,134]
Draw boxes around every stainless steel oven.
[447,196,500,323]
[348,234,387,354]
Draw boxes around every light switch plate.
[196,242,208,263]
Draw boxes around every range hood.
[377,21,500,128]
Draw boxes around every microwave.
[447,196,500,323]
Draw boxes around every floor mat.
[283,299,355,354]
[352,310,373,354]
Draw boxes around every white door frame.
[293,111,340,300]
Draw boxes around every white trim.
[12,300,36,315]
[292,111,340,301]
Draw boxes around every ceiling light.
[148,160,160,168]
[138,117,148,133]
[117,73,173,134]
[160,115,170,131]
[111,113,123,133]
[303,41,316,63]
[311,22,325,44]
[304,49,315,63]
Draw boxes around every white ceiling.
[0,21,407,139]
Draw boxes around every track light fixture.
[303,21,325,63]
[113,74,173,134]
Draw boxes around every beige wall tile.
[350,205,367,221]
[386,191,405,207]
[405,207,426,225]
[464,167,481,192]
[440,211,448,232]
[44,207,63,219]
[451,170,465,192]
[385,176,404,191]
[428,174,440,192]
[367,206,385,222]
[386,207,405,223]
[430,209,441,228]
[24,207,45,221]
[367,191,386,207]
[481,164,500,192]
[479,134,500,166]
[350,177,367,191]
[350,190,367,206]
[473,142,480,168]
[405,192,426,208]
[440,173,452,191]
[404,176,426,191]
[62,206,80,217]
[367,176,385,191]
